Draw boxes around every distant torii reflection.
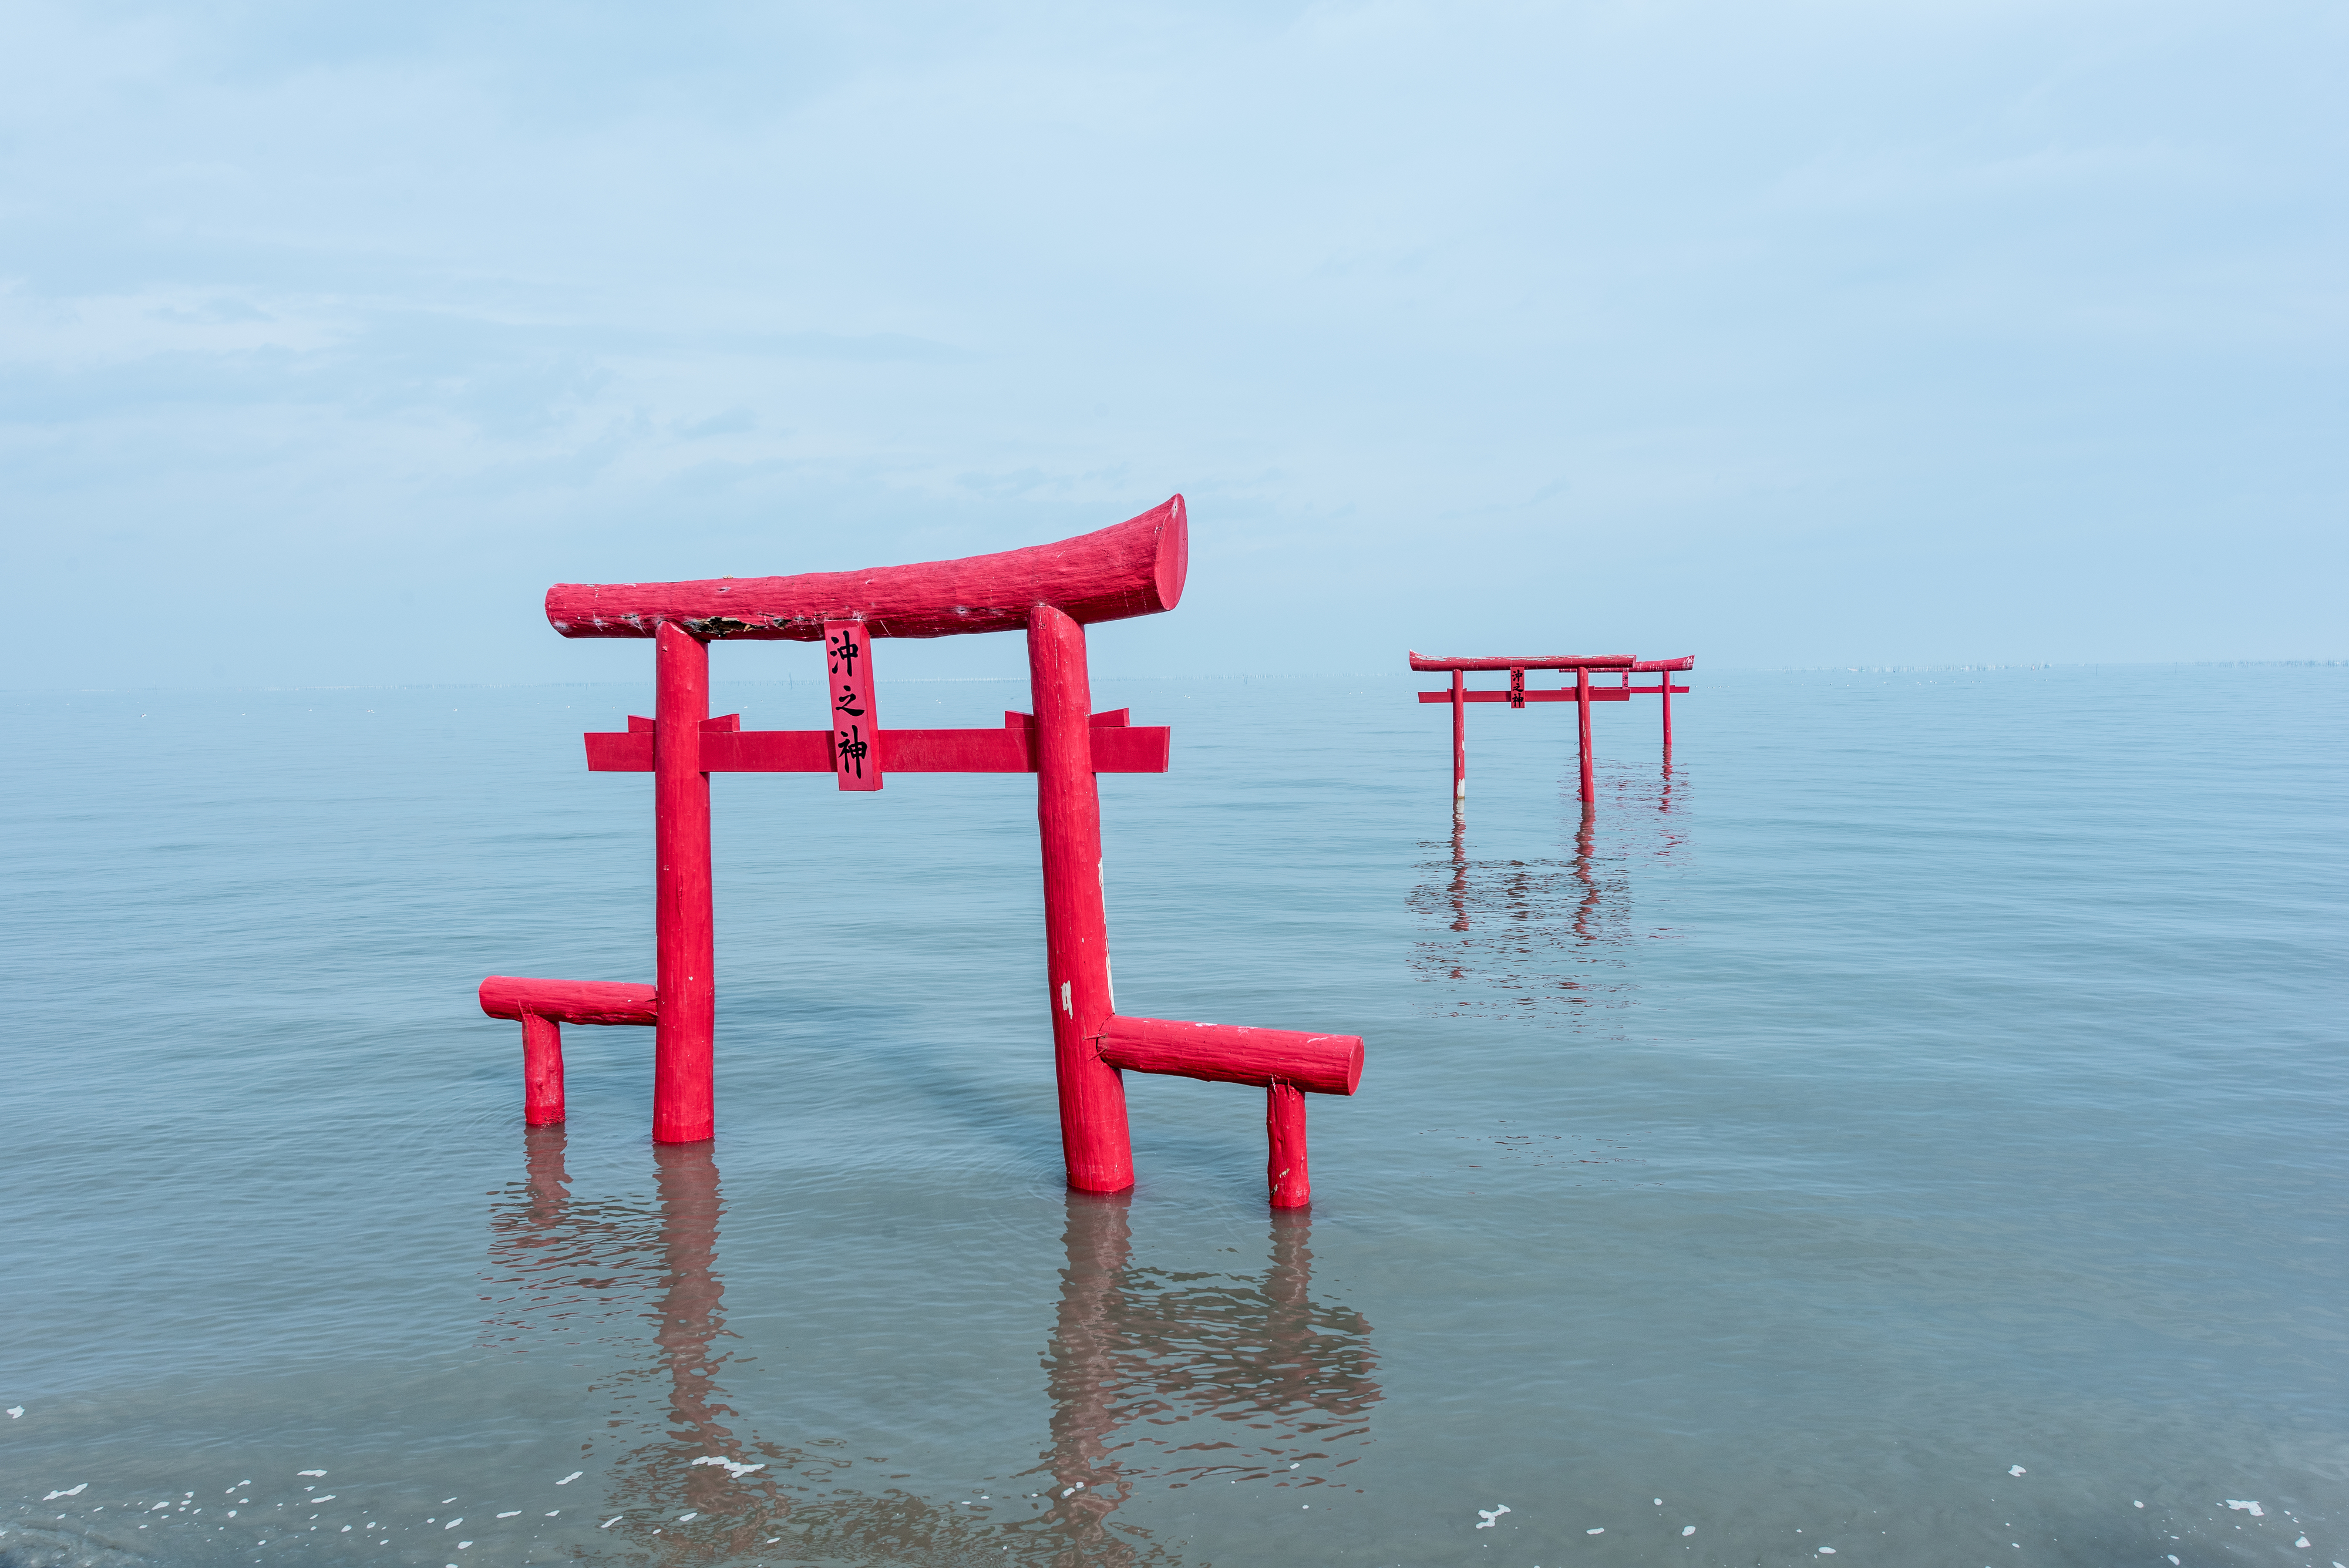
[485,1136,1377,1566]
[1408,760,1687,1020]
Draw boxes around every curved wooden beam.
[546,495,1188,641]
[1407,652,1635,671]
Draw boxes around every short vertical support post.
[1450,669,1466,810]
[1576,665,1594,808]
[1028,604,1135,1193]
[521,1014,566,1126]
[1267,1083,1310,1209]
[654,621,715,1144]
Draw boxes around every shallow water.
[3,663,2344,1568]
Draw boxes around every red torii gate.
[479,497,1362,1207]
[1410,651,1694,809]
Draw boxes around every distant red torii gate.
[479,497,1361,1208]
[1409,651,1694,809]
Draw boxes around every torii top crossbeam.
[544,509,1188,641]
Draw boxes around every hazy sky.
[4,0,2341,688]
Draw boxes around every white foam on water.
[556,1472,583,1485]
[2226,1501,2266,1517]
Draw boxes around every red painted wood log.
[1030,604,1133,1193]
[654,623,716,1144]
[1576,665,1594,807]
[479,975,659,1025]
[1267,1084,1310,1209]
[1096,1015,1364,1095]
[585,725,1172,774]
[1450,669,1466,807]
[522,1014,563,1125]
[546,496,1188,641]
[1415,687,1633,704]
[477,977,657,1126]
[1408,652,1634,671]
[1637,657,1692,753]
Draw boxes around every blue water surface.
[2,661,2343,1568]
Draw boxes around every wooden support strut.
[1096,1015,1363,1209]
[478,977,659,1126]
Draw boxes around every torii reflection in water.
[492,1132,1003,1566]
[490,1130,792,1560]
[1027,1192,1381,1565]
[487,1136,1375,1567]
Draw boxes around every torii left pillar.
[654,621,715,1143]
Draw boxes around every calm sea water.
[3,664,2344,1568]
